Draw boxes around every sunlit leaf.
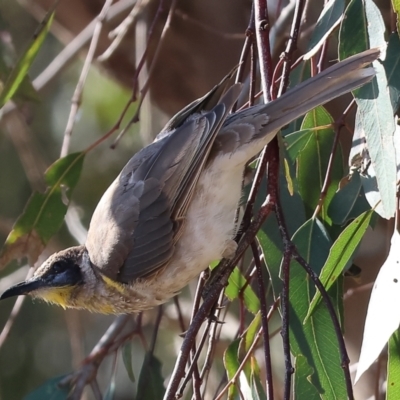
[0,10,53,107]
[304,0,345,59]
[239,313,261,379]
[225,267,260,314]
[356,230,400,382]
[387,329,400,400]
[241,313,261,353]
[305,210,373,320]
[285,106,342,225]
[293,355,320,400]
[288,218,347,398]
[0,152,85,269]
[224,338,240,399]
[341,0,396,219]
[392,0,400,36]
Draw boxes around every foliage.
[0,1,399,400]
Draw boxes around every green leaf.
[284,129,317,163]
[250,372,268,400]
[392,0,400,38]
[288,218,347,399]
[305,210,373,321]
[0,152,85,269]
[239,313,261,379]
[0,10,54,107]
[285,106,343,225]
[225,267,260,314]
[293,355,320,400]
[224,338,241,399]
[387,329,400,400]
[137,353,165,400]
[304,0,345,59]
[122,341,135,382]
[339,0,368,59]
[0,39,39,103]
[383,33,400,113]
[24,376,70,400]
[241,313,261,353]
[341,0,396,219]
[258,167,307,300]
[328,171,370,225]
[355,63,396,219]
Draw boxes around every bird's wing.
[86,84,242,282]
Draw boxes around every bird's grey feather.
[213,49,378,158]
[88,84,242,282]
[87,48,378,283]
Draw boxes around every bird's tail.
[217,48,380,164]
[252,47,379,134]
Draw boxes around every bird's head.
[0,246,87,308]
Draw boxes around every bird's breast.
[143,157,245,300]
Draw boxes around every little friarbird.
[1,49,379,314]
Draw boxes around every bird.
[0,49,379,314]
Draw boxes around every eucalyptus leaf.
[0,152,85,269]
[224,338,241,399]
[137,353,165,400]
[387,329,400,400]
[24,376,69,400]
[288,218,346,399]
[122,341,135,382]
[0,10,53,107]
[383,33,400,113]
[225,267,260,314]
[304,0,345,59]
[293,355,320,400]
[305,210,373,321]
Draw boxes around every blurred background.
[0,0,393,399]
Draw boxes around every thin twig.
[61,315,130,400]
[131,0,169,101]
[173,296,187,333]
[254,0,273,102]
[150,306,163,355]
[61,0,114,157]
[278,0,306,97]
[200,291,225,398]
[252,241,274,399]
[3,0,137,116]
[114,0,178,146]
[178,320,212,397]
[97,0,144,62]
[214,299,280,400]
[232,5,255,112]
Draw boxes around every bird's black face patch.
[44,259,83,288]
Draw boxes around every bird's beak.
[0,278,45,300]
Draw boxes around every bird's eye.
[52,262,67,274]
